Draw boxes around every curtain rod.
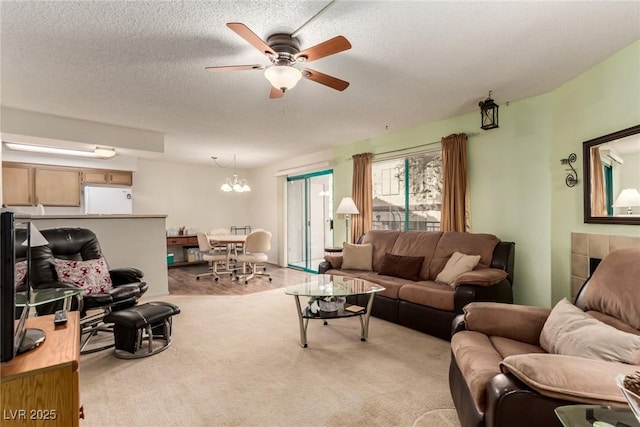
[347,132,479,160]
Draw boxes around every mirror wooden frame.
[583,124,640,225]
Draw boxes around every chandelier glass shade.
[213,155,251,193]
[221,174,251,193]
[264,65,302,92]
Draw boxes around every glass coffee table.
[555,404,639,427]
[285,274,384,348]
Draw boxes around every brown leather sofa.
[449,247,640,427]
[318,230,515,340]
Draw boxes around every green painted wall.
[332,40,640,308]
[548,41,640,305]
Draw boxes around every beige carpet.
[79,290,460,427]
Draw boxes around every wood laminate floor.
[168,263,315,296]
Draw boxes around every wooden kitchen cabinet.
[1,312,82,427]
[81,169,132,186]
[2,163,34,205]
[35,166,81,206]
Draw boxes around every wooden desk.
[1,312,81,426]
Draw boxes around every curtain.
[351,153,373,242]
[440,133,469,232]
[591,146,607,216]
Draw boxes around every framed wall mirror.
[583,124,640,224]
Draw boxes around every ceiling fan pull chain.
[291,0,336,38]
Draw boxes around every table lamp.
[336,197,359,244]
[613,188,640,215]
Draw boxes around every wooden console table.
[1,311,81,426]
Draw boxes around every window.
[372,150,442,231]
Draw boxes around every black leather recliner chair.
[16,227,148,352]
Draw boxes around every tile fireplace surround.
[571,232,640,298]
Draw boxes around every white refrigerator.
[84,186,133,215]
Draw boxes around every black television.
[1,211,45,363]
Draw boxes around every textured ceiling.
[1,1,639,168]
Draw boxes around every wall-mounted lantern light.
[479,91,499,130]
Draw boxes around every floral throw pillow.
[54,258,113,295]
[15,260,27,288]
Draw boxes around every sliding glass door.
[287,170,333,272]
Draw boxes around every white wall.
[133,158,252,234]
[248,150,333,266]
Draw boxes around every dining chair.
[235,230,272,284]
[195,232,232,281]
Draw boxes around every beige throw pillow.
[540,298,640,365]
[341,243,373,271]
[435,252,481,286]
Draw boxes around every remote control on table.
[54,309,68,326]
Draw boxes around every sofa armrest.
[109,267,144,286]
[491,241,515,285]
[318,261,332,274]
[452,268,508,288]
[451,313,467,337]
[463,302,551,345]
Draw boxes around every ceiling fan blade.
[227,23,277,57]
[295,36,351,62]
[269,86,284,99]
[205,64,266,72]
[303,68,349,91]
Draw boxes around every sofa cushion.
[341,243,373,270]
[583,247,640,330]
[360,230,400,272]
[398,280,455,311]
[429,232,500,280]
[435,252,481,286]
[587,311,640,336]
[389,231,442,280]
[451,330,504,413]
[500,353,635,405]
[540,298,640,364]
[378,252,424,281]
[488,336,546,359]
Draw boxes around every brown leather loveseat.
[318,230,515,340]
[449,247,640,427]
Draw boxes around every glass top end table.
[16,287,85,311]
[285,274,385,348]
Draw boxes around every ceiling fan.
[205,10,351,98]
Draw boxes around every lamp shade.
[336,197,359,215]
[264,66,302,92]
[614,188,640,207]
[21,223,49,247]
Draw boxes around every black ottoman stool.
[104,301,180,359]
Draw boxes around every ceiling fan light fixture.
[264,65,302,92]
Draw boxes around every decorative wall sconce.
[561,153,578,187]
[479,91,499,130]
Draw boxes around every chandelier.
[212,155,251,193]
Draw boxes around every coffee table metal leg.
[360,293,376,341]
[293,295,308,348]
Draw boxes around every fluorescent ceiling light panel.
[4,142,116,158]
